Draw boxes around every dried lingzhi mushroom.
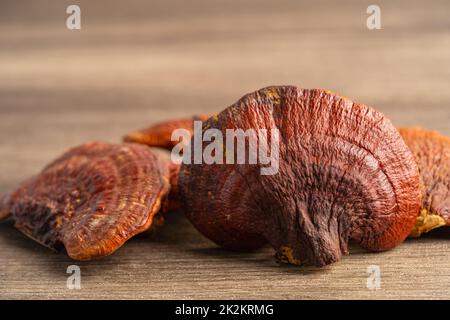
[399,127,450,237]
[123,114,212,149]
[179,86,421,267]
[0,142,171,260]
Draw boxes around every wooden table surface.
[1,0,450,299]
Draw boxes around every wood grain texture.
[1,0,450,299]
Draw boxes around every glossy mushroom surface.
[0,142,171,260]
[399,127,450,237]
[179,86,421,267]
[123,114,212,149]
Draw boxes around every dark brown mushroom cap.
[123,114,212,149]
[179,86,421,267]
[398,127,450,237]
[0,142,171,260]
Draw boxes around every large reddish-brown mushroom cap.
[123,114,212,149]
[399,127,450,237]
[179,86,421,267]
[0,142,171,260]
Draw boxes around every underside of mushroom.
[399,127,450,237]
[0,142,171,260]
[179,86,421,267]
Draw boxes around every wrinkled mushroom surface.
[0,142,171,260]
[399,127,450,237]
[179,86,421,267]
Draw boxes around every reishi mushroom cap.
[0,142,171,260]
[179,86,421,267]
[123,114,212,149]
[398,127,450,237]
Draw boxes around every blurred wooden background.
[0,0,449,299]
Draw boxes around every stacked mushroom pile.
[1,86,449,266]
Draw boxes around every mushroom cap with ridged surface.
[399,127,450,237]
[0,142,171,260]
[179,86,421,267]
